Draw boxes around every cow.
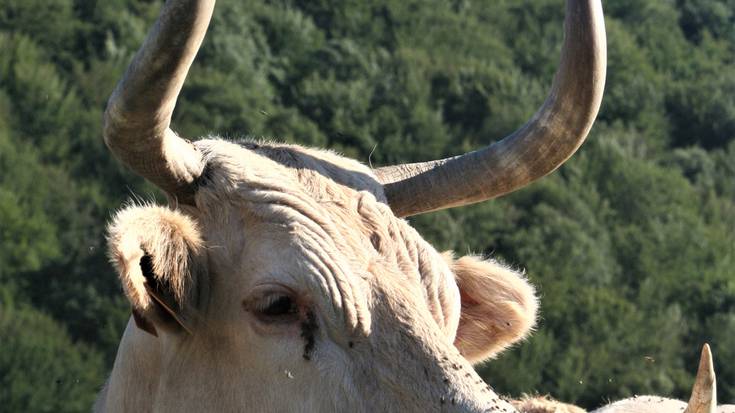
[93,0,730,411]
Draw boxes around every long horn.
[685,344,717,413]
[103,0,215,203]
[375,0,606,217]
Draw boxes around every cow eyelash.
[252,294,299,322]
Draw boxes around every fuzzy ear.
[107,205,204,336]
[447,254,538,364]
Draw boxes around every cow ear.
[107,205,205,336]
[447,254,538,364]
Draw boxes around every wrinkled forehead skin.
[177,138,511,411]
[193,138,460,339]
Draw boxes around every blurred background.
[0,0,734,411]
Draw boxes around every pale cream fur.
[95,140,727,413]
[106,205,203,325]
[512,395,586,413]
[101,138,712,413]
[99,139,529,413]
[593,396,735,413]
[448,254,538,363]
[514,394,735,412]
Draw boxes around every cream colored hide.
[512,396,586,413]
[97,140,538,412]
[595,398,735,413]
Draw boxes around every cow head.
[98,0,606,412]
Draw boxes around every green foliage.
[1,0,734,410]
[0,295,105,412]
[0,107,61,276]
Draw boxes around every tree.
[0,293,105,413]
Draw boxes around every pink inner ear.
[459,287,479,308]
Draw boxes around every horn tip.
[685,343,717,413]
[698,343,715,383]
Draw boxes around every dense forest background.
[1,0,734,411]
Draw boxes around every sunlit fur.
[511,395,585,413]
[98,138,538,412]
[594,396,735,413]
[99,139,729,413]
[107,205,204,327]
[513,394,735,412]
[448,254,538,363]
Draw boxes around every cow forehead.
[195,138,386,203]
[194,138,386,253]
[193,138,400,261]
[192,138,461,339]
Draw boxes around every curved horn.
[103,0,215,202]
[375,0,607,217]
[685,344,717,413]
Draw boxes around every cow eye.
[252,294,299,322]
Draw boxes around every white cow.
[93,0,730,411]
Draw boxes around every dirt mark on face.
[300,310,318,360]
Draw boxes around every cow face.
[106,140,537,412]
